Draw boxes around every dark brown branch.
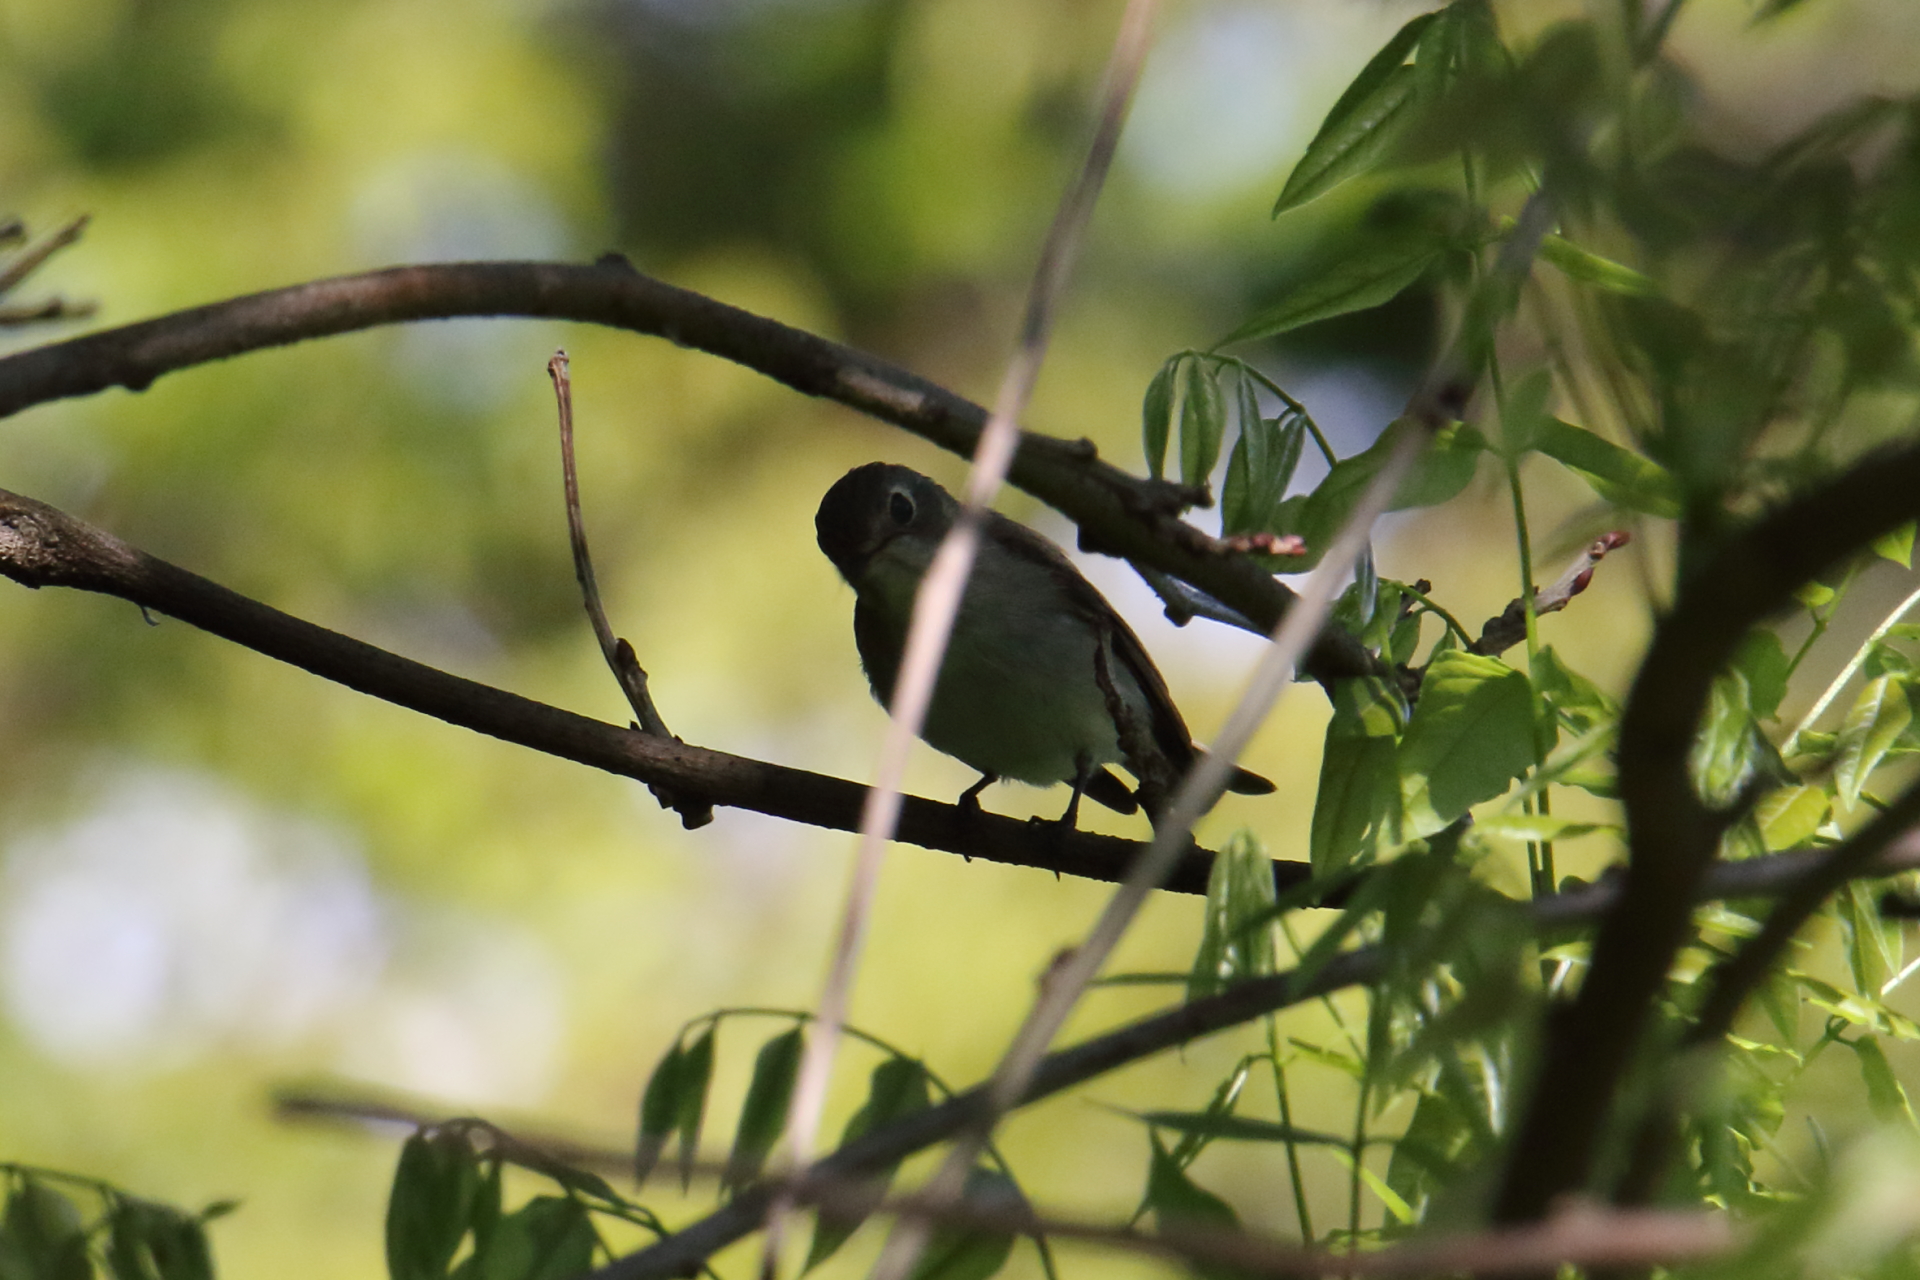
[0,258,1375,684]
[0,483,1278,894]
[1493,439,1920,1224]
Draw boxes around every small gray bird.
[815,462,1274,828]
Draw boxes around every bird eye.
[888,491,915,526]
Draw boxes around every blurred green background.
[0,0,1918,1277]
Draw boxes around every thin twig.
[785,7,1160,1277]
[0,214,88,297]
[547,351,712,828]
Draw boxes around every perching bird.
[815,462,1274,828]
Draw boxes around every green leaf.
[1310,677,1405,874]
[633,1042,685,1185]
[386,1132,482,1280]
[1755,784,1829,851]
[1400,651,1536,831]
[1142,358,1178,481]
[1834,674,1911,810]
[1274,421,1487,569]
[1841,880,1902,1000]
[1179,359,1227,488]
[1875,521,1916,568]
[1385,1090,1475,1214]
[1530,645,1617,736]
[1537,232,1657,295]
[471,1198,595,1280]
[1187,830,1277,1002]
[805,1058,931,1271]
[726,1026,804,1193]
[107,1203,211,1280]
[1222,401,1304,537]
[1845,1037,1919,1130]
[1533,418,1680,517]
[1689,670,1760,807]
[1273,11,1437,213]
[675,1025,716,1190]
[1324,1149,1417,1226]
[1140,1112,1346,1147]
[1734,631,1792,721]
[1144,1135,1238,1236]
[1220,236,1447,345]
[1497,366,1552,458]
[6,1181,90,1280]
[905,1170,1020,1280]
[1473,812,1610,842]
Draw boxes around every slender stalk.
[1269,1026,1316,1243]
[1783,580,1920,756]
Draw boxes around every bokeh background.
[0,0,1918,1277]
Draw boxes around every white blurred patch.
[347,148,571,413]
[1122,3,1307,201]
[336,908,563,1107]
[1,766,564,1106]
[2,768,386,1066]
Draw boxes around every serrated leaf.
[633,1042,685,1185]
[1188,830,1277,1001]
[1533,419,1680,517]
[1179,359,1226,488]
[1400,651,1536,831]
[725,1026,804,1193]
[1834,674,1911,810]
[1538,233,1657,295]
[1142,358,1178,481]
[675,1025,715,1191]
[1140,1112,1347,1147]
[1274,11,1437,213]
[1220,236,1447,345]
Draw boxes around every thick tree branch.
[1493,439,1920,1223]
[0,484,1286,894]
[0,259,1375,683]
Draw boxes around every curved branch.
[1493,438,1920,1223]
[0,484,1286,895]
[0,259,1375,683]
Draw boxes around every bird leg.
[1056,754,1095,832]
[957,772,998,812]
